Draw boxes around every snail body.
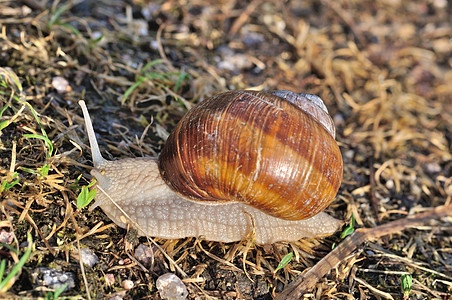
[79,90,343,244]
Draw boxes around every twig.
[156,24,176,72]
[276,204,452,299]
[229,0,263,36]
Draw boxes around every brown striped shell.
[158,90,343,221]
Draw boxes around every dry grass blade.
[353,277,394,299]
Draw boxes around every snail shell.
[159,90,342,220]
[79,90,343,244]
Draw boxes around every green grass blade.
[77,185,97,209]
[48,4,70,28]
[24,103,54,157]
[121,78,145,105]
[0,105,8,118]
[275,252,293,272]
[0,260,6,282]
[22,134,54,158]
[0,67,22,92]
[0,233,33,292]
[25,103,47,137]
[0,243,18,254]
[142,59,163,72]
[53,283,68,298]
[340,214,355,239]
[59,23,81,35]
[174,72,189,92]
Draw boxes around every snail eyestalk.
[79,100,106,168]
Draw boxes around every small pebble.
[105,273,115,286]
[385,179,394,189]
[0,229,14,244]
[134,244,154,267]
[122,279,134,290]
[217,54,252,72]
[32,267,75,292]
[141,3,161,20]
[215,46,253,72]
[130,20,148,36]
[344,149,355,160]
[92,31,103,42]
[156,273,188,300]
[241,31,265,46]
[118,258,132,265]
[424,162,441,174]
[51,76,71,93]
[333,113,345,127]
[75,247,99,268]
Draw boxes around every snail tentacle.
[79,100,106,168]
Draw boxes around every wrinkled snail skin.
[91,158,342,244]
[79,90,343,244]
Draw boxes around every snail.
[79,90,343,244]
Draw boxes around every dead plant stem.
[277,204,452,299]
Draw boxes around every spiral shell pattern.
[159,90,343,220]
